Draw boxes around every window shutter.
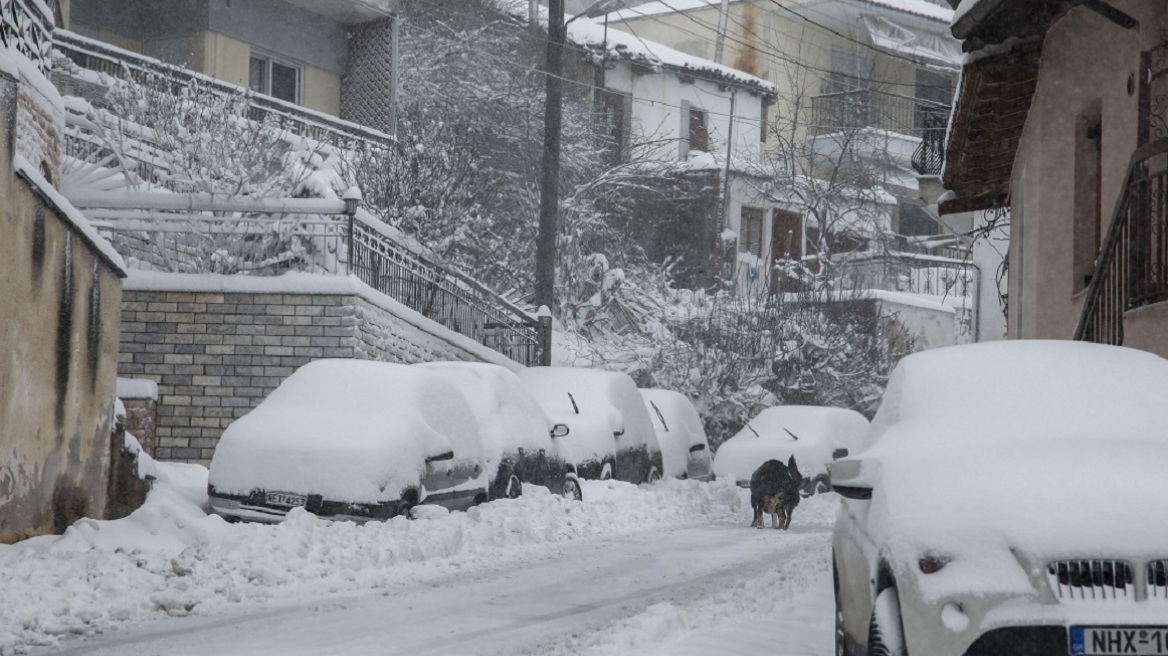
[680,100,691,160]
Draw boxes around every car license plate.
[1071,627,1168,655]
[265,491,307,508]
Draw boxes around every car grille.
[1046,559,1135,600]
[1148,560,1168,599]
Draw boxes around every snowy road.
[4,467,836,656]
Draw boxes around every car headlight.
[919,553,951,575]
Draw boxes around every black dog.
[749,456,801,529]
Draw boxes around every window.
[1072,108,1104,291]
[771,210,802,259]
[740,207,764,258]
[249,55,301,104]
[688,107,709,153]
[599,89,633,164]
[915,68,954,131]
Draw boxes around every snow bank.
[0,462,757,654]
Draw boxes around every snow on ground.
[0,462,840,655]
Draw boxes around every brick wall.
[118,277,515,464]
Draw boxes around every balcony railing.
[810,88,949,175]
[1075,138,1168,345]
[0,0,54,77]
[90,205,548,367]
[51,30,395,153]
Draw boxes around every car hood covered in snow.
[209,360,480,503]
[846,340,1168,600]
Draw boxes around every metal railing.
[832,251,977,301]
[911,110,946,176]
[0,0,54,77]
[93,209,547,366]
[810,88,950,137]
[51,29,395,153]
[1075,138,1168,345]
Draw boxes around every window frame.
[249,52,302,105]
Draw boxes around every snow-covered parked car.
[207,359,487,523]
[639,388,712,481]
[416,361,582,501]
[712,405,868,494]
[832,341,1168,656]
[517,367,664,484]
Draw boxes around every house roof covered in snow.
[568,15,776,97]
[494,0,775,97]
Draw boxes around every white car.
[208,359,487,523]
[639,388,712,481]
[712,405,868,494]
[416,361,582,501]
[518,367,664,484]
[832,340,1168,656]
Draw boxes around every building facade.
[941,0,1167,354]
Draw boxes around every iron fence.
[1075,138,1168,345]
[0,0,53,77]
[51,30,395,153]
[810,88,948,175]
[94,210,547,366]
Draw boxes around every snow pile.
[0,463,756,654]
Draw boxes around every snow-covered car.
[517,367,664,484]
[415,361,582,501]
[207,359,487,523]
[832,341,1168,656]
[639,388,712,481]
[712,405,868,494]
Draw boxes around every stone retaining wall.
[117,273,518,464]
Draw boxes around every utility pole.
[714,0,730,63]
[535,0,566,316]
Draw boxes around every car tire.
[561,476,583,501]
[646,467,661,484]
[506,475,522,500]
[867,587,907,656]
[399,490,418,520]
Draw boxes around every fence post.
[537,306,553,367]
[346,214,354,276]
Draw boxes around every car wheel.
[561,476,583,501]
[646,467,661,484]
[867,587,907,656]
[506,475,522,500]
[399,491,418,520]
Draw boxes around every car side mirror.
[689,443,706,453]
[613,428,625,437]
[551,424,570,438]
[832,448,849,460]
[829,458,874,500]
[426,450,454,464]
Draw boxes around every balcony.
[809,88,948,176]
[51,30,395,153]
